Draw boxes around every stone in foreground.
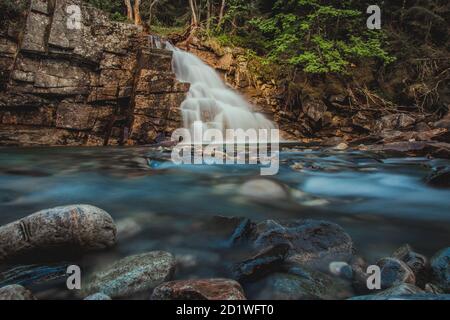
[0,205,117,261]
[152,278,246,300]
[377,257,416,289]
[254,219,353,269]
[0,284,36,300]
[430,247,450,292]
[84,251,176,298]
[232,243,291,281]
[84,292,112,300]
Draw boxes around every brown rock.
[152,279,246,300]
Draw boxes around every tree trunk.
[148,0,160,28]
[218,0,226,26]
[206,0,211,31]
[124,0,133,21]
[134,0,142,26]
[189,0,198,27]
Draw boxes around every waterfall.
[156,41,275,138]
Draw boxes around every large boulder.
[83,251,176,298]
[0,205,117,261]
[253,219,353,269]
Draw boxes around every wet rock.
[0,264,68,287]
[376,283,424,296]
[202,216,256,247]
[116,217,142,241]
[329,261,353,280]
[377,257,416,289]
[83,251,175,298]
[350,256,370,294]
[425,283,444,294]
[392,244,427,284]
[0,205,117,261]
[246,268,353,300]
[350,293,450,300]
[84,292,112,300]
[0,284,36,300]
[239,179,289,201]
[334,142,348,150]
[426,167,450,188]
[430,247,450,292]
[232,243,291,282]
[254,219,353,269]
[151,279,246,300]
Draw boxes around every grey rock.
[254,219,353,269]
[329,261,353,280]
[0,284,36,300]
[0,205,117,261]
[377,257,416,289]
[239,179,289,201]
[350,293,450,300]
[246,268,353,300]
[376,283,424,296]
[84,251,176,298]
[426,167,450,188]
[430,247,450,292]
[392,244,427,275]
[232,243,291,281]
[84,292,112,300]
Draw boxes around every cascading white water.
[162,42,275,137]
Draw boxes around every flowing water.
[0,146,449,298]
[0,42,449,299]
[165,42,274,135]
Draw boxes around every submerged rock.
[430,247,450,292]
[232,243,291,281]
[239,179,289,201]
[377,257,416,289]
[0,284,36,300]
[392,244,428,285]
[426,167,450,188]
[376,283,424,296]
[350,293,450,300]
[329,261,353,280]
[83,251,175,298]
[84,292,112,300]
[151,279,246,300]
[245,267,353,300]
[254,219,353,269]
[202,216,256,247]
[0,264,69,287]
[0,205,116,261]
[392,244,427,275]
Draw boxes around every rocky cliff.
[0,0,189,146]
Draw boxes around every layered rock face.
[0,0,189,146]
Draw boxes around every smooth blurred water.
[166,43,274,134]
[0,146,449,297]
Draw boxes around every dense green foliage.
[248,1,395,74]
